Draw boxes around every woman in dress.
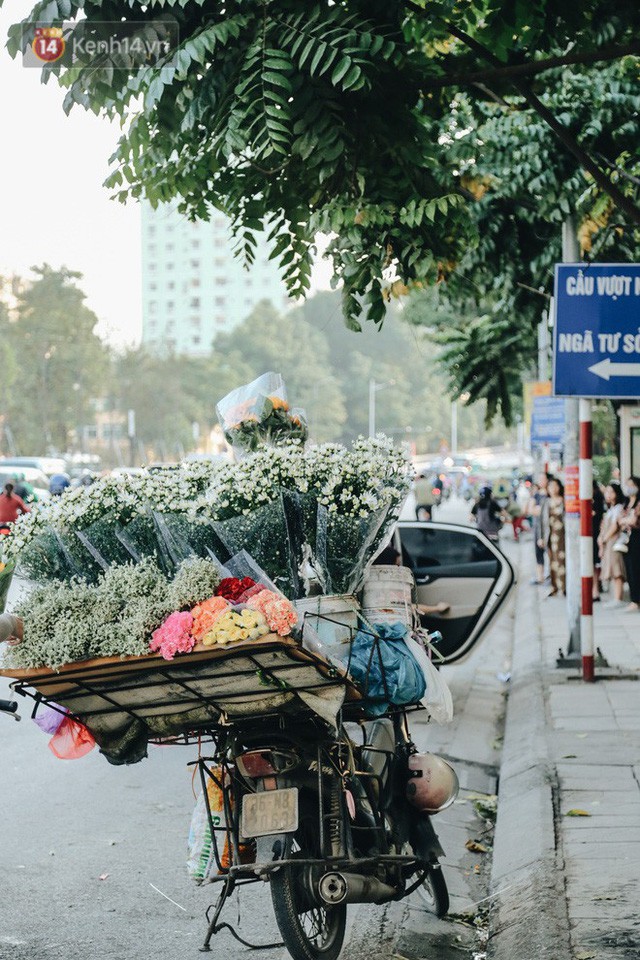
[619,476,640,612]
[598,483,627,606]
[546,478,566,597]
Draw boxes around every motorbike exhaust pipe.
[317,871,398,906]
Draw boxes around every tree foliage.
[0,266,108,452]
[6,1,639,341]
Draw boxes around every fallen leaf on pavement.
[575,952,596,959]
[593,895,617,901]
[99,873,109,881]
[465,840,489,853]
[576,733,588,739]
[565,809,591,817]
[561,754,577,759]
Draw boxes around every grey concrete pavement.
[488,536,640,960]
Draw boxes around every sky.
[0,3,144,346]
[0,4,331,348]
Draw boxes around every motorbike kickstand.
[200,877,235,952]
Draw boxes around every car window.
[399,526,496,569]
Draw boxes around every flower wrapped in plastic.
[149,611,195,661]
[191,596,231,641]
[201,607,270,647]
[0,559,15,612]
[246,589,298,636]
[216,372,308,454]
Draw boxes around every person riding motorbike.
[470,485,507,542]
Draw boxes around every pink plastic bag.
[48,717,96,760]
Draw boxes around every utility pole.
[562,218,581,657]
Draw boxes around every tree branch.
[423,41,640,90]
[444,22,640,227]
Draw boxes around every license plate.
[241,787,299,839]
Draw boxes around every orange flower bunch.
[191,596,231,641]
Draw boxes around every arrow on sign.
[588,358,640,381]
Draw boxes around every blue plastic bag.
[347,622,426,717]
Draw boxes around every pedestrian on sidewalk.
[529,473,552,585]
[592,481,605,601]
[470,485,506,542]
[598,482,627,605]
[619,476,640,612]
[545,477,566,596]
[414,472,436,521]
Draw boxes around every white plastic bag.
[404,634,454,724]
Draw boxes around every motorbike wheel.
[415,863,449,918]
[271,865,347,960]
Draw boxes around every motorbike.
[196,686,458,960]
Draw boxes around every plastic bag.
[33,702,67,735]
[347,622,426,717]
[48,716,96,759]
[404,634,454,724]
[187,767,255,882]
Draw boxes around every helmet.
[479,485,492,498]
[405,753,459,813]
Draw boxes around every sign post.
[554,262,640,681]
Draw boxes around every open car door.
[393,522,515,665]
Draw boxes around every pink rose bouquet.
[150,611,195,661]
[246,589,298,636]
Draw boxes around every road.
[0,498,516,960]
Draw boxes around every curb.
[487,560,573,960]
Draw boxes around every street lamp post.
[368,378,396,437]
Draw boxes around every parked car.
[392,521,515,663]
[0,457,68,478]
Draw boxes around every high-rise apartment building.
[141,201,291,355]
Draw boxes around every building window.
[215,315,226,325]
[191,239,200,249]
[147,225,156,236]
[214,236,226,248]
[190,297,200,309]
[215,296,226,307]
[148,243,156,254]
[166,243,174,252]
[167,263,174,271]
[214,258,225,268]
[193,336,201,345]
[192,278,200,288]
[167,281,175,290]
[191,260,200,269]
[167,301,174,311]
[149,301,157,313]
[190,316,200,327]
[149,282,157,291]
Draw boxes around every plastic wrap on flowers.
[75,511,137,572]
[115,511,175,577]
[212,498,299,599]
[216,372,308,454]
[152,512,226,565]
[16,527,82,584]
[0,559,15,612]
[281,491,328,597]
[321,504,389,596]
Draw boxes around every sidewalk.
[488,544,640,960]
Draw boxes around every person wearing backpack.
[470,486,506,542]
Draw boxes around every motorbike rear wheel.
[271,864,347,960]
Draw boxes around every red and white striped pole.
[579,398,595,682]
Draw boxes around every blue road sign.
[553,263,640,398]
[531,396,565,444]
